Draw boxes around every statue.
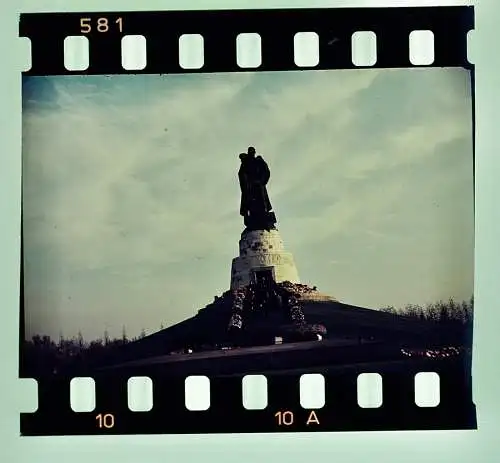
[238,146,277,231]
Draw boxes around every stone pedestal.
[230,229,300,290]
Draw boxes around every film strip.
[19,7,473,75]
[22,365,475,436]
[19,6,476,436]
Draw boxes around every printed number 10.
[275,410,294,426]
[80,17,123,34]
[96,413,115,429]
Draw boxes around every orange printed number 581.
[80,17,123,34]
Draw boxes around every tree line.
[21,297,473,377]
[380,297,473,326]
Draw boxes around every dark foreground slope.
[25,284,470,378]
[82,292,463,374]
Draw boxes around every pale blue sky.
[22,68,474,340]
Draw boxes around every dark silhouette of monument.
[94,144,455,365]
[238,146,277,231]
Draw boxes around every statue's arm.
[238,169,250,194]
[258,157,271,183]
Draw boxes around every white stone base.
[230,229,300,290]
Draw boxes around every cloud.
[22,68,474,339]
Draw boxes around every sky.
[21,68,474,340]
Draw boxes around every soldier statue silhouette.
[238,147,277,231]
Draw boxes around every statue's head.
[247,146,256,157]
[239,152,247,161]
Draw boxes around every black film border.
[21,365,476,436]
[19,6,474,76]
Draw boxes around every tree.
[404,303,419,318]
[77,330,84,348]
[380,305,396,314]
[121,326,128,342]
[439,301,450,323]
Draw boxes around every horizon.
[27,294,475,343]
[22,68,474,340]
